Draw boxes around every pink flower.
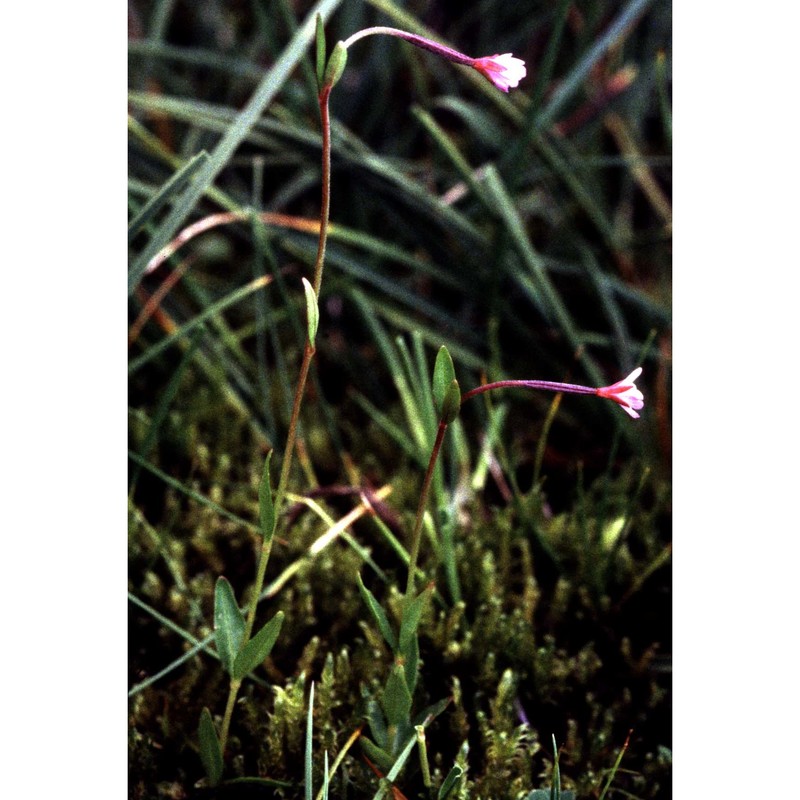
[595,368,645,419]
[471,53,527,92]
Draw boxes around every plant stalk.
[219,85,334,756]
[219,677,241,753]
[406,420,448,597]
[461,379,596,404]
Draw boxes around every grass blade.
[128,275,271,375]
[305,681,315,800]
[128,151,209,243]
[536,0,656,130]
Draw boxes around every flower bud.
[322,42,348,90]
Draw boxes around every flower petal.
[596,367,644,418]
[472,53,526,92]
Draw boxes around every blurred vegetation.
[128,0,671,797]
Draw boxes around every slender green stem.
[406,420,448,597]
[258,340,315,586]
[219,677,241,752]
[218,86,334,756]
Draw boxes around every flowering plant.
[161,13,648,789]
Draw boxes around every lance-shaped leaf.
[259,450,275,540]
[356,572,398,652]
[214,577,245,676]
[432,345,456,419]
[382,664,412,727]
[399,585,432,655]
[412,695,451,727]
[232,610,284,680]
[315,14,326,91]
[302,277,319,347]
[360,736,394,775]
[399,585,431,695]
[198,707,223,785]
[365,697,389,749]
[402,633,420,698]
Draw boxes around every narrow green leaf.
[412,695,451,727]
[360,736,395,775]
[305,681,315,800]
[411,106,492,208]
[357,573,398,652]
[402,632,419,698]
[399,585,431,656]
[655,49,672,145]
[597,730,632,800]
[366,698,389,749]
[552,733,561,800]
[438,765,463,800]
[127,40,266,81]
[214,577,245,676]
[372,725,418,799]
[322,750,329,800]
[351,392,421,464]
[198,708,224,785]
[535,0,655,130]
[382,664,412,727]
[128,276,272,375]
[481,165,604,389]
[411,334,439,443]
[232,611,285,680]
[315,14,326,90]
[432,96,506,149]
[259,450,276,540]
[529,0,571,112]
[432,346,456,419]
[395,335,435,453]
[302,277,319,347]
[398,586,433,696]
[129,452,261,535]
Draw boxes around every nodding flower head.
[596,368,645,419]
[340,28,526,94]
[471,53,527,92]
